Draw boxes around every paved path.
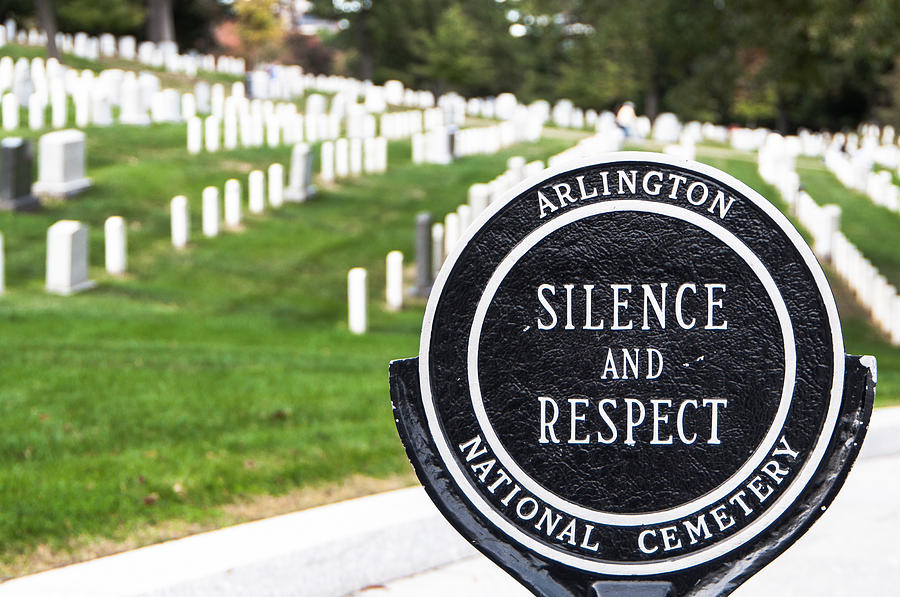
[352,449,900,597]
[4,407,898,596]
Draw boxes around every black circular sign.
[419,153,844,575]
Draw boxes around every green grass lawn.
[0,115,576,575]
[1,49,899,575]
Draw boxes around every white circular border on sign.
[418,152,845,575]
[467,200,796,526]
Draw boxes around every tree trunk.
[776,91,790,134]
[644,79,659,121]
[357,9,373,81]
[35,0,59,60]
[147,0,175,43]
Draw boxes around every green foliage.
[410,5,491,94]
[317,0,900,132]
[55,0,145,36]
[233,0,284,66]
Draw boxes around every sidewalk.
[3,407,899,597]
[352,448,900,597]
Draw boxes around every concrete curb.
[4,406,899,597]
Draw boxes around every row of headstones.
[34,150,315,295]
[0,57,178,130]
[190,88,434,153]
[319,137,389,182]
[171,146,316,248]
[15,21,245,77]
[824,149,900,213]
[757,136,900,344]
[410,119,540,166]
[0,215,128,296]
[0,128,91,210]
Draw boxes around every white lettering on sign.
[536,169,738,219]
[536,283,727,332]
[636,436,800,554]
[536,396,728,447]
[457,435,603,554]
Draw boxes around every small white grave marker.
[225,178,242,228]
[348,267,367,334]
[204,115,220,152]
[32,129,92,198]
[320,141,335,183]
[170,195,189,249]
[187,117,202,154]
[248,170,265,213]
[268,163,284,207]
[46,220,95,295]
[104,215,126,275]
[202,186,219,237]
[386,250,403,311]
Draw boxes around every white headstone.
[171,195,189,249]
[181,92,196,121]
[51,87,66,129]
[285,143,315,202]
[431,223,444,273]
[468,183,489,218]
[2,93,18,130]
[119,76,149,125]
[349,137,362,175]
[320,140,334,183]
[204,115,220,152]
[335,138,349,178]
[248,170,265,213]
[267,163,284,207]
[444,212,460,257]
[347,267,367,334]
[202,186,219,237]
[386,250,403,311]
[28,93,44,130]
[104,215,126,275]
[187,117,202,154]
[457,204,472,235]
[224,179,242,228]
[32,129,92,198]
[46,220,94,294]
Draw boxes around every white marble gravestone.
[32,129,92,198]
[285,143,315,202]
[46,220,94,295]
[320,141,334,184]
[202,186,219,237]
[170,195,189,249]
[248,170,265,213]
[104,215,126,275]
[386,250,403,311]
[335,138,349,178]
[348,267,367,334]
[2,93,18,130]
[225,179,242,228]
[204,115,220,152]
[267,163,284,207]
[187,117,202,154]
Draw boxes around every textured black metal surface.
[390,354,873,596]
[390,156,874,596]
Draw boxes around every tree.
[147,0,175,44]
[34,0,59,59]
[411,5,493,96]
[233,0,283,66]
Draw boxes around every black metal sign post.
[390,153,875,597]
